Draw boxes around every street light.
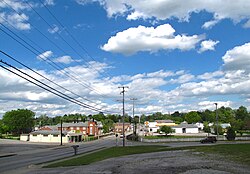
[214,103,219,139]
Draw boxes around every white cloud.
[2,42,250,117]
[243,19,250,28]
[0,12,30,30]
[76,0,250,28]
[197,71,224,80]
[222,42,250,72]
[0,0,32,30]
[37,51,53,60]
[54,56,75,64]
[199,40,220,53]
[101,24,204,55]
[48,24,60,34]
[44,0,55,6]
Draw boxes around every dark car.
[200,136,217,143]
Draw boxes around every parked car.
[200,136,217,143]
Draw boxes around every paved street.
[1,137,250,174]
[0,136,117,174]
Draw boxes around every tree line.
[0,106,250,135]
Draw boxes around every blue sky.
[1,0,250,117]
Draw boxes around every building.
[114,123,131,133]
[144,120,177,133]
[171,123,199,134]
[23,121,102,143]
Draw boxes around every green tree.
[213,124,223,135]
[226,127,236,141]
[2,109,35,135]
[217,106,234,123]
[201,109,215,122]
[102,119,114,133]
[235,106,249,121]
[203,122,211,133]
[185,111,201,124]
[160,126,174,136]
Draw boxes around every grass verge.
[45,145,170,168]
[191,144,250,166]
[45,143,250,168]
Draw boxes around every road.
[1,137,249,174]
[0,136,117,174]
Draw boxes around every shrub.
[226,127,236,141]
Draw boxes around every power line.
[1,0,109,98]
[38,0,113,78]
[0,59,113,113]
[24,0,111,79]
[0,50,101,108]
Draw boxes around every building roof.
[40,125,58,131]
[156,120,174,123]
[57,122,88,128]
[30,130,67,136]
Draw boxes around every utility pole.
[214,103,219,140]
[130,98,137,135]
[60,119,63,146]
[119,86,129,147]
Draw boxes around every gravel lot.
[24,150,250,174]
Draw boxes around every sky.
[1,0,250,118]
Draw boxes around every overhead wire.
[2,0,109,98]
[0,59,113,113]
[38,0,113,78]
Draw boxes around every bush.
[226,127,236,141]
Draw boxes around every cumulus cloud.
[0,0,32,30]
[2,42,250,116]
[199,40,220,53]
[37,51,53,60]
[101,24,204,55]
[0,12,30,30]
[76,0,250,28]
[222,42,250,72]
[54,56,76,64]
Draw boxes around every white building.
[171,123,199,134]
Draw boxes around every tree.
[185,111,201,124]
[160,126,174,136]
[203,122,211,133]
[235,106,249,121]
[213,124,223,135]
[226,127,236,141]
[2,109,35,135]
[102,119,114,133]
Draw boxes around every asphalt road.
[0,137,249,174]
[0,136,117,174]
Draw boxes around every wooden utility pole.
[118,86,128,147]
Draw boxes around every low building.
[29,130,70,143]
[171,123,199,134]
[25,121,101,143]
[145,120,177,134]
[114,123,131,133]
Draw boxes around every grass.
[45,145,170,168]
[191,144,250,165]
[45,143,250,168]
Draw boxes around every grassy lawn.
[191,144,250,165]
[45,143,250,168]
[45,145,170,168]
[144,135,203,139]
